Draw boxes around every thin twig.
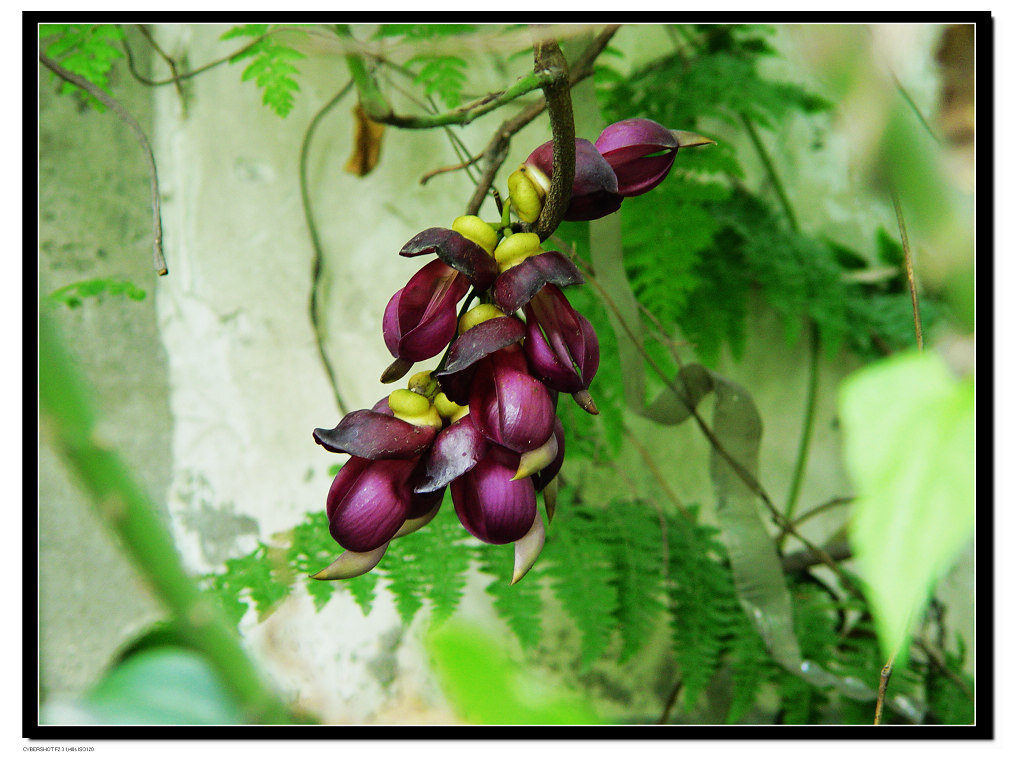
[775,496,854,543]
[913,636,974,701]
[874,651,897,725]
[135,25,185,107]
[40,52,167,276]
[781,325,820,541]
[300,81,356,417]
[121,28,269,86]
[658,678,683,724]
[420,152,485,185]
[891,189,924,351]
[623,426,694,525]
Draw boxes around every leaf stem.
[781,325,820,538]
[890,188,924,351]
[40,314,291,723]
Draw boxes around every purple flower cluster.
[311,118,711,583]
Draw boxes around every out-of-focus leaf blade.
[427,623,602,724]
[840,350,974,660]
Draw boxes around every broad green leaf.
[426,623,602,724]
[44,647,244,724]
[840,350,974,660]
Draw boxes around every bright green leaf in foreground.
[427,623,603,725]
[840,350,974,660]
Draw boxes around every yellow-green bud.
[494,232,541,272]
[459,303,506,333]
[451,215,498,255]
[434,392,468,422]
[407,370,437,398]
[388,389,442,428]
[507,165,549,223]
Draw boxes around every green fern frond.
[380,495,471,626]
[542,506,620,670]
[474,543,544,650]
[221,24,306,117]
[406,54,468,109]
[40,24,125,111]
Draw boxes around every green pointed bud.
[507,165,549,223]
[311,543,389,580]
[451,215,498,255]
[511,513,545,584]
[389,389,442,428]
[493,232,542,273]
[458,303,507,333]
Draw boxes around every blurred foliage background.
[37,22,978,728]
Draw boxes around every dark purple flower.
[415,414,489,493]
[595,119,716,197]
[326,456,444,552]
[491,250,584,314]
[382,259,470,374]
[531,416,565,493]
[468,347,555,454]
[399,227,498,291]
[520,138,623,222]
[523,284,600,395]
[435,314,526,405]
[450,445,537,545]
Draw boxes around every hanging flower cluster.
[311,118,712,583]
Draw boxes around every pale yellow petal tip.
[512,434,559,481]
[311,543,389,580]
[511,514,546,585]
[673,130,717,148]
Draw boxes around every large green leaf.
[840,350,974,660]
[43,647,245,725]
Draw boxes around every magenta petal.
[313,409,436,459]
[526,138,622,221]
[469,352,555,453]
[438,316,526,376]
[595,118,679,196]
[406,484,445,519]
[384,259,469,362]
[491,251,584,313]
[328,458,416,552]
[451,447,537,544]
[523,285,600,393]
[416,415,489,493]
[399,227,499,291]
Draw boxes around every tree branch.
[40,52,168,276]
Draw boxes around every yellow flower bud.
[459,303,507,333]
[451,215,498,255]
[434,391,468,422]
[507,165,549,224]
[388,389,442,428]
[494,232,541,272]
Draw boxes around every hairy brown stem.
[530,35,574,240]
[40,52,167,276]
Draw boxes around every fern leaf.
[40,23,125,111]
[221,24,306,117]
[406,54,468,109]
[542,506,619,670]
[475,543,544,650]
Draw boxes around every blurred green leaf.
[44,647,244,724]
[840,350,974,660]
[426,623,603,724]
